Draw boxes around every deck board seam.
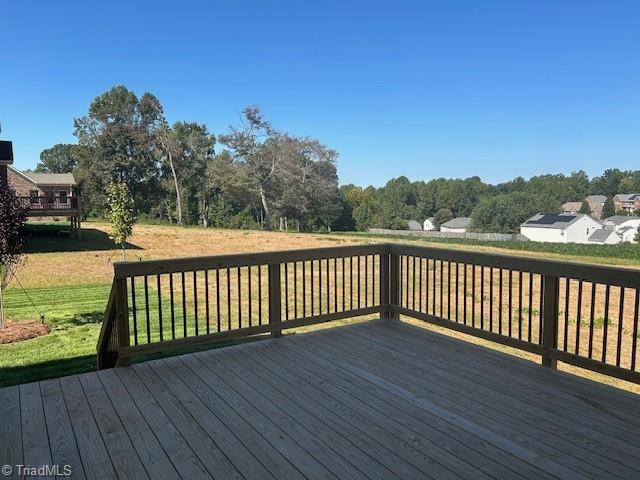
[331,325,640,476]
[279,335,576,480]
[251,339,537,480]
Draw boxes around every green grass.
[0,284,112,387]
[340,231,640,262]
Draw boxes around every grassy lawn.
[2,220,639,390]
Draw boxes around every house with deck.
[613,193,640,214]
[1,150,82,237]
[2,243,640,479]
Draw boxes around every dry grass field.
[2,220,639,394]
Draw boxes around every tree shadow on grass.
[0,355,97,388]
[24,224,141,254]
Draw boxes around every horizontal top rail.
[391,244,640,289]
[113,243,389,278]
[114,241,640,289]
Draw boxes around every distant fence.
[368,228,528,242]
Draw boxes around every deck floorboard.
[2,319,640,480]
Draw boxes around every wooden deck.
[3,319,640,480]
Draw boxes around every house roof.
[588,229,617,243]
[603,215,640,226]
[615,193,640,202]
[8,165,76,186]
[562,202,582,211]
[407,220,422,231]
[425,217,435,222]
[441,217,472,229]
[521,213,590,229]
[585,195,607,204]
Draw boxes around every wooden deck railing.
[18,196,80,214]
[97,243,640,385]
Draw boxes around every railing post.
[115,277,131,367]
[379,251,390,317]
[268,263,282,338]
[541,274,559,368]
[389,251,400,319]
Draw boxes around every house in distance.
[520,213,602,244]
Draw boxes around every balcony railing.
[18,196,79,213]
[97,243,640,386]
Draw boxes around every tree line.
[37,86,339,231]
[36,85,640,234]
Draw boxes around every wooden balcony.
[3,244,640,479]
[18,196,80,217]
[3,319,640,479]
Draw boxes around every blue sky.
[2,0,639,186]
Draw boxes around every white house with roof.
[440,217,472,233]
[423,217,436,231]
[520,213,602,244]
[602,216,640,243]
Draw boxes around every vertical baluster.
[411,256,416,310]
[631,289,639,371]
[131,277,138,345]
[237,267,241,329]
[602,285,610,363]
[463,264,467,325]
[334,258,338,312]
[616,287,625,367]
[285,263,289,321]
[439,260,443,318]
[447,261,451,319]
[248,266,252,327]
[303,261,307,316]
[518,271,523,340]
[180,272,187,337]
[489,267,493,331]
[358,256,362,309]
[319,259,323,314]
[157,275,163,341]
[498,269,502,333]
[326,258,330,313]
[227,267,231,331]
[169,273,175,340]
[418,257,423,312]
[257,266,262,326]
[575,280,583,355]
[145,275,151,343]
[349,257,353,310]
[432,259,436,315]
[508,270,512,337]
[194,271,198,336]
[341,257,345,311]
[471,265,476,327]
[480,266,484,329]
[425,258,430,314]
[311,260,315,316]
[293,262,297,319]
[528,272,533,342]
[588,283,596,358]
[364,256,369,309]
[399,255,403,309]
[539,274,544,344]
[205,271,211,334]
[216,269,221,332]
[455,262,459,322]
[563,278,570,351]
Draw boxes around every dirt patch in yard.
[0,321,51,344]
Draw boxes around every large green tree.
[73,85,164,216]
[471,192,560,233]
[36,144,80,173]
